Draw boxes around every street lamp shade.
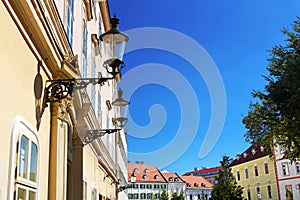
[100,14,129,61]
[112,89,130,106]
[112,89,130,128]
[130,173,136,183]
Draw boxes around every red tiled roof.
[128,163,167,183]
[181,175,213,188]
[162,172,185,182]
[230,143,271,166]
[182,166,222,176]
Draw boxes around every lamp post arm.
[83,129,121,145]
[118,185,131,193]
[44,77,115,105]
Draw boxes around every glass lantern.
[112,89,130,128]
[100,15,129,62]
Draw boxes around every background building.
[128,162,168,200]
[231,144,279,200]
[181,175,212,200]
[162,172,186,198]
[183,167,222,185]
[273,146,300,200]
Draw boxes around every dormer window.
[236,154,240,160]
[133,168,138,173]
[260,146,264,152]
[251,148,256,155]
[194,183,198,187]
[142,174,147,179]
[168,177,173,181]
[154,175,159,179]
[174,178,178,181]
[243,153,248,158]
[144,168,149,173]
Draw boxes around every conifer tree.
[243,17,300,161]
[159,189,169,200]
[211,155,244,200]
[171,191,185,200]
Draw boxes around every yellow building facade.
[1,0,128,200]
[231,144,279,200]
[0,2,51,199]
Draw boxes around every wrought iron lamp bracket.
[118,185,130,193]
[83,129,121,145]
[44,77,114,106]
[103,59,125,77]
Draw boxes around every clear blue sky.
[109,0,300,175]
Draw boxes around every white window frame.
[254,165,259,176]
[282,162,290,176]
[264,162,269,174]
[65,0,74,47]
[245,168,249,179]
[83,175,87,200]
[8,116,40,200]
[295,162,300,174]
[237,171,240,181]
[91,182,98,200]
[82,19,88,78]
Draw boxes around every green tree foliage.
[150,193,156,200]
[171,192,179,200]
[178,191,185,200]
[200,190,206,200]
[211,155,244,200]
[243,17,300,161]
[159,189,169,200]
[171,191,185,200]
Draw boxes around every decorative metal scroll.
[44,77,114,106]
[82,129,120,145]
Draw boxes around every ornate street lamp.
[100,14,129,74]
[100,15,129,66]
[79,89,130,145]
[36,15,129,132]
[44,14,129,107]
[118,173,136,193]
[112,89,130,128]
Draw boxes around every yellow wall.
[231,156,278,200]
[0,2,50,199]
[83,147,116,200]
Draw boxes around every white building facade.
[162,172,186,198]
[181,176,213,200]
[274,146,300,200]
[128,163,169,200]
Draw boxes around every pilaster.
[48,99,72,200]
[71,130,84,200]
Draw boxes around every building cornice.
[99,1,111,31]
[4,0,79,79]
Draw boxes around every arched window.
[8,117,40,200]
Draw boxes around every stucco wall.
[0,2,51,199]
[231,156,278,200]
